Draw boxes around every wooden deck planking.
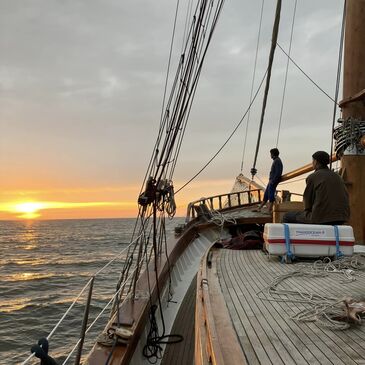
[256,257,365,354]
[161,276,196,365]
[237,252,318,365]
[261,256,365,355]
[252,252,365,364]
[245,252,365,364]
[221,252,306,365]
[239,252,350,365]
[218,250,365,365]
[249,254,342,365]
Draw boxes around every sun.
[13,202,45,219]
[0,200,129,220]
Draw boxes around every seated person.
[283,151,349,225]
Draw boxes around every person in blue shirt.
[255,148,283,213]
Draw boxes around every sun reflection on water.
[0,297,32,313]
[1,272,55,282]
[19,222,39,250]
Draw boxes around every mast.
[338,0,365,244]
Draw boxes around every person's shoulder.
[307,170,317,181]
[274,157,282,164]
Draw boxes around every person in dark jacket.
[283,151,350,225]
[255,148,283,213]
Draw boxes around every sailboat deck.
[217,249,365,365]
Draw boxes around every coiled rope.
[256,255,365,330]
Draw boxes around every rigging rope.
[276,42,338,105]
[240,0,265,172]
[330,0,346,170]
[142,208,183,363]
[123,2,226,362]
[181,0,194,53]
[159,0,181,131]
[176,68,268,194]
[275,0,297,147]
[251,0,282,179]
[169,0,217,180]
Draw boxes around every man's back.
[269,157,283,184]
[304,167,350,224]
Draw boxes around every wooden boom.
[280,153,338,182]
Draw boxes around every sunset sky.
[0,0,344,220]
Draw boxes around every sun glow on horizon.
[0,200,135,219]
[13,202,45,219]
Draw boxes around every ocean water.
[0,218,181,365]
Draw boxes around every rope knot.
[31,338,58,365]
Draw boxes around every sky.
[0,0,345,220]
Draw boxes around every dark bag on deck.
[217,230,263,250]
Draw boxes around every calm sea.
[0,218,181,365]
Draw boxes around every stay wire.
[169,0,216,179]
[159,0,181,130]
[181,0,194,53]
[166,2,223,185]
[276,42,338,105]
[275,0,297,147]
[154,0,210,181]
[139,14,186,196]
[330,0,346,170]
[176,68,267,194]
[251,0,282,178]
[139,0,200,195]
[240,0,265,172]
[157,0,225,184]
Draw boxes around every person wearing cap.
[254,148,283,213]
[283,151,350,225]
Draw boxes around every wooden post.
[341,0,365,244]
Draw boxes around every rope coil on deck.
[256,254,365,330]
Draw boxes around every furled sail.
[225,173,265,207]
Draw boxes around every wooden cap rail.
[195,247,247,365]
[85,225,198,365]
[186,189,263,222]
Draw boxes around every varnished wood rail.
[195,247,247,365]
[186,189,263,222]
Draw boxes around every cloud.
[0,0,345,219]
